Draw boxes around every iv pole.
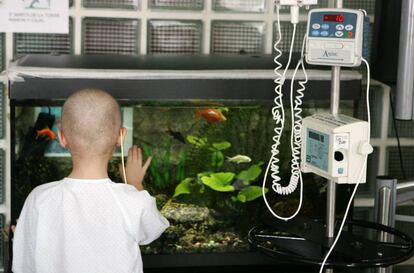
[326,0,342,272]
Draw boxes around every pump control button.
[336,24,344,30]
[321,24,330,30]
[334,151,344,161]
[320,31,329,37]
[335,31,344,37]
[345,24,354,31]
[312,23,321,30]
[312,30,320,36]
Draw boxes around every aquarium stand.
[248,215,414,269]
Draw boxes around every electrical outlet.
[278,0,318,6]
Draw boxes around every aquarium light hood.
[8,56,361,82]
[8,65,362,82]
[8,54,363,102]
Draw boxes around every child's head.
[59,89,122,158]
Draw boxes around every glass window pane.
[14,19,73,56]
[213,0,266,13]
[211,21,266,54]
[83,18,140,55]
[149,0,203,10]
[83,0,140,10]
[148,20,202,55]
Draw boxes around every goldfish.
[195,108,226,123]
[165,128,186,144]
[36,127,55,140]
[227,155,251,164]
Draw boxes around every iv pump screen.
[323,14,345,22]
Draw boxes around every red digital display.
[323,14,345,22]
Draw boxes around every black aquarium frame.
[8,54,363,271]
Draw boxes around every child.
[12,89,169,273]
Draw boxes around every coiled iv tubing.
[262,5,307,221]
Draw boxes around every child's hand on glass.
[120,145,152,191]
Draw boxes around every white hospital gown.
[12,178,169,273]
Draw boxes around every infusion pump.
[301,114,373,184]
[305,9,365,67]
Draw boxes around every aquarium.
[9,54,362,268]
[13,100,357,254]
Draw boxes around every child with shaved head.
[12,89,169,273]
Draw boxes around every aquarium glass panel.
[82,18,140,55]
[148,20,202,55]
[211,21,265,54]
[83,0,140,9]
[149,0,204,10]
[14,18,73,56]
[0,34,4,72]
[13,99,359,254]
[212,0,266,13]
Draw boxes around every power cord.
[318,57,371,272]
[389,92,407,180]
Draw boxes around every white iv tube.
[262,4,307,221]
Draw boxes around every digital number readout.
[309,131,325,142]
[323,14,345,22]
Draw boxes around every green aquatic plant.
[176,151,187,183]
[142,138,187,190]
[173,178,193,197]
[209,141,231,170]
[186,135,207,148]
[235,186,265,203]
[236,164,262,183]
[187,135,232,171]
[201,172,235,192]
[180,134,267,202]
[173,162,267,203]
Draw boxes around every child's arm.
[121,146,169,244]
[121,145,152,191]
[136,192,170,245]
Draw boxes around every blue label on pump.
[362,15,370,59]
[309,11,358,40]
[306,129,330,172]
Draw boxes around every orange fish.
[36,127,55,140]
[195,108,226,123]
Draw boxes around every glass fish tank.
[9,54,362,267]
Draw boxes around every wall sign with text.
[0,0,69,33]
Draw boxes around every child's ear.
[57,129,68,149]
[116,128,127,147]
